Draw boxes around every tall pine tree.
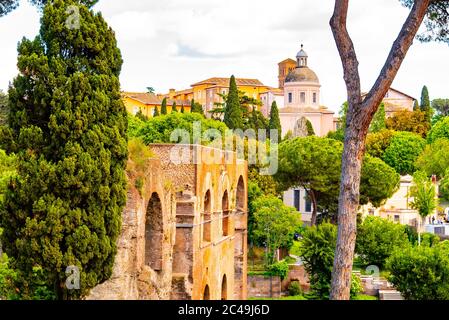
[153,106,160,117]
[223,75,243,129]
[420,85,432,122]
[0,0,128,299]
[172,102,178,113]
[161,98,167,115]
[268,101,282,141]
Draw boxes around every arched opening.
[203,285,210,300]
[221,275,228,300]
[222,191,229,236]
[236,176,245,212]
[145,192,163,271]
[203,190,211,242]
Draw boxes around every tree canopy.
[223,76,244,130]
[0,0,98,16]
[427,116,449,144]
[0,0,127,299]
[386,110,431,137]
[432,99,449,117]
[268,101,281,140]
[383,131,426,175]
[416,138,449,178]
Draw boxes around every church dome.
[285,67,319,83]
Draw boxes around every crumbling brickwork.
[87,145,248,300]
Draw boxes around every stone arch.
[222,190,229,236]
[202,190,211,242]
[221,275,228,300]
[145,192,163,271]
[203,285,210,300]
[236,176,245,212]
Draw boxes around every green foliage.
[130,112,228,145]
[365,129,395,159]
[420,85,431,115]
[0,253,19,300]
[299,222,361,299]
[0,149,16,202]
[247,180,263,244]
[441,171,449,201]
[409,171,438,220]
[247,108,268,132]
[161,98,168,115]
[326,130,344,142]
[306,120,315,136]
[360,156,400,207]
[288,281,303,296]
[153,106,160,117]
[432,99,449,117]
[0,0,128,299]
[171,102,178,113]
[268,101,281,141]
[405,226,440,247]
[135,109,148,122]
[276,137,399,221]
[356,216,410,267]
[385,110,431,138]
[190,99,204,116]
[369,103,386,133]
[386,242,449,300]
[416,138,449,179]
[352,294,378,300]
[0,90,8,126]
[268,261,289,280]
[223,75,244,129]
[252,196,302,266]
[180,105,185,113]
[383,131,426,175]
[427,117,449,144]
[414,100,419,111]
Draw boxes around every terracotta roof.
[362,88,416,101]
[278,58,296,65]
[122,92,190,106]
[122,92,161,105]
[261,87,284,95]
[191,77,266,87]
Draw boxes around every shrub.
[383,131,426,175]
[288,281,303,296]
[299,222,360,299]
[252,196,302,266]
[268,261,289,280]
[365,129,395,159]
[356,216,410,267]
[427,117,449,144]
[386,242,449,300]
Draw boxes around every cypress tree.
[306,120,315,136]
[172,102,178,113]
[153,106,160,117]
[268,101,282,140]
[223,75,243,129]
[420,86,432,122]
[0,0,128,299]
[181,104,185,113]
[413,100,419,111]
[161,98,167,115]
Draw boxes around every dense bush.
[386,242,449,300]
[427,117,449,144]
[288,281,303,296]
[415,138,449,179]
[130,112,228,145]
[298,222,360,299]
[383,131,426,175]
[356,216,410,267]
[252,196,302,265]
[365,129,395,159]
[268,261,290,280]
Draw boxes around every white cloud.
[0,0,448,112]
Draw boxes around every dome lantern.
[296,44,308,67]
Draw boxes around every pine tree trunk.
[330,110,367,299]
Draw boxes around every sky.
[0,0,448,112]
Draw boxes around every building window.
[294,190,300,211]
[313,92,317,104]
[305,191,312,213]
[288,92,293,103]
[394,215,400,223]
[300,92,306,103]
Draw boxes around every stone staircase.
[379,290,404,300]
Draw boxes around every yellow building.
[122,92,191,118]
[124,77,271,119]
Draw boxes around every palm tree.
[409,171,439,246]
